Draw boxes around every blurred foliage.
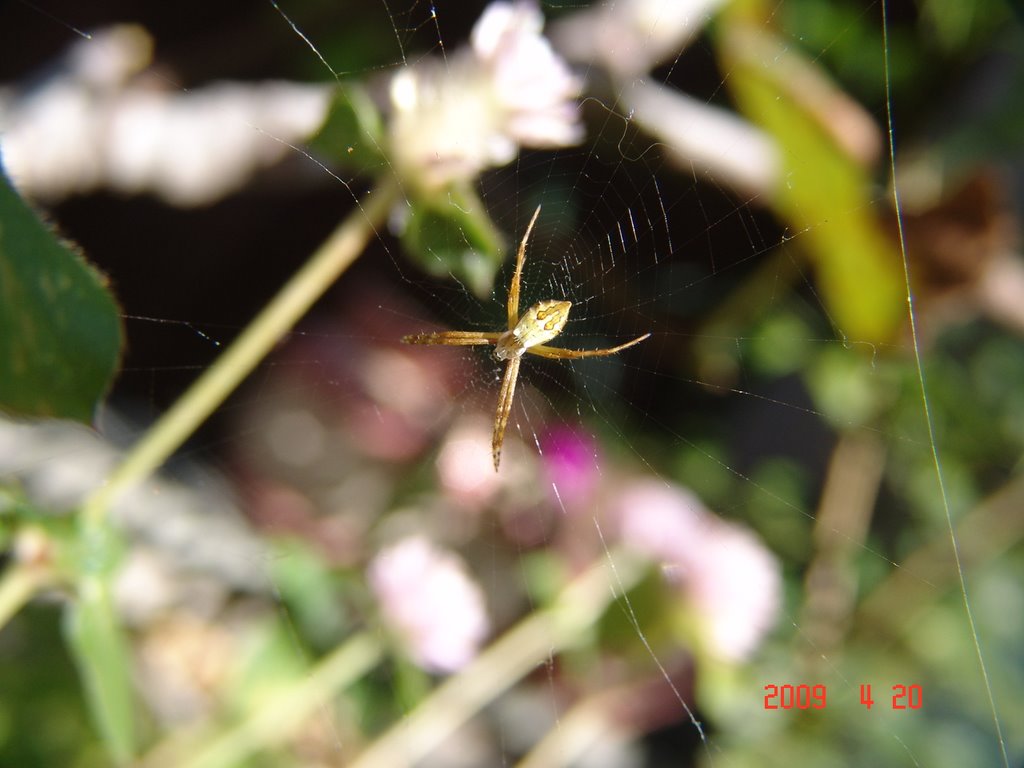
[307,76,507,297]
[398,185,506,299]
[0,165,122,422]
[64,571,136,765]
[1,0,1022,767]
[721,0,906,344]
[307,83,388,176]
[0,159,129,761]
[0,606,109,768]
[268,538,352,651]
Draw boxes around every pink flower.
[613,480,781,661]
[367,537,489,673]
[615,480,709,564]
[684,521,781,661]
[539,426,601,510]
[436,418,504,509]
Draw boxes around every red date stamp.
[763,684,922,710]
[763,684,827,709]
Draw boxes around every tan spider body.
[403,206,650,470]
[495,300,571,360]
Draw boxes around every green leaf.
[400,186,504,298]
[719,8,905,344]
[307,85,506,295]
[64,568,135,765]
[306,82,388,175]
[0,165,122,421]
[805,344,885,429]
[269,538,350,650]
[226,617,310,718]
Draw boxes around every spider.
[403,206,650,470]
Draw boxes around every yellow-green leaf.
[719,8,904,344]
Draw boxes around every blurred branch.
[80,178,398,529]
[0,26,330,207]
[141,632,383,768]
[550,0,726,77]
[623,79,778,198]
[550,0,778,197]
[514,686,635,768]
[858,470,1024,638]
[349,548,647,768]
[0,559,53,631]
[799,432,886,662]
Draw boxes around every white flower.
[389,1,583,190]
[614,480,781,661]
[471,2,583,148]
[367,536,489,673]
[551,0,727,77]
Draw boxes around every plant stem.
[175,632,383,768]
[81,180,398,527]
[349,549,646,768]
[0,562,51,631]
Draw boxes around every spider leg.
[508,205,542,329]
[402,331,502,346]
[492,356,521,471]
[527,333,651,359]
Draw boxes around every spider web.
[0,1,1020,766]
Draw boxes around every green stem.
[349,549,646,768]
[0,562,51,631]
[81,180,398,526]
[177,632,383,768]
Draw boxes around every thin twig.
[349,549,646,768]
[168,633,382,768]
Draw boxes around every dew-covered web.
[1,0,1021,766]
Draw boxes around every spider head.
[494,329,524,361]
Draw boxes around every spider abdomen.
[495,299,571,360]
